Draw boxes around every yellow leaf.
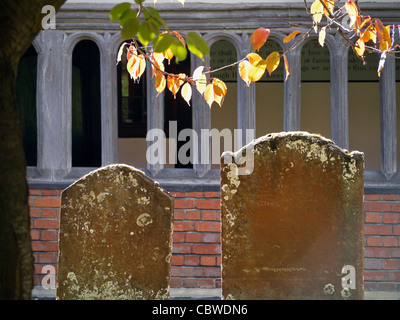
[355,38,365,57]
[239,60,251,86]
[266,51,280,76]
[204,83,214,108]
[178,0,184,6]
[250,28,270,52]
[283,30,302,43]
[345,0,359,30]
[383,25,392,47]
[196,74,207,94]
[311,0,324,25]
[318,27,326,47]
[181,82,192,106]
[246,53,268,82]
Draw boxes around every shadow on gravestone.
[56,164,174,300]
[221,132,364,300]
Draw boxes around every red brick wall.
[364,194,400,291]
[29,188,400,292]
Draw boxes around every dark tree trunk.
[0,0,65,300]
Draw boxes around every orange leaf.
[167,74,185,98]
[283,30,302,43]
[154,72,166,97]
[322,0,334,18]
[250,28,270,52]
[361,26,376,44]
[266,51,280,76]
[283,54,290,82]
[212,78,227,107]
[127,54,146,82]
[375,18,385,45]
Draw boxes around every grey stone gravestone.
[221,132,364,300]
[57,164,174,300]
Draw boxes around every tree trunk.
[0,0,65,300]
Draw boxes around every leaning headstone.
[57,164,174,300]
[221,132,364,300]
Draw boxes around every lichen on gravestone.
[57,164,173,300]
[221,132,364,300]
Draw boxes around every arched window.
[164,54,193,168]
[256,40,284,138]
[16,45,38,166]
[72,40,101,167]
[117,42,148,168]
[300,39,331,139]
[348,49,380,171]
[210,40,237,169]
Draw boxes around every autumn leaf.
[116,42,128,64]
[354,38,365,57]
[283,30,302,43]
[345,0,359,30]
[311,0,324,26]
[192,66,207,94]
[154,72,166,97]
[266,51,280,76]
[204,83,214,108]
[212,78,227,107]
[181,82,192,106]
[361,25,377,44]
[127,53,146,81]
[318,26,326,47]
[250,28,270,52]
[283,54,290,81]
[203,78,227,108]
[322,0,334,19]
[238,60,251,86]
[167,73,186,98]
[377,50,387,77]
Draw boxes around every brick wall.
[364,194,400,291]
[29,188,400,292]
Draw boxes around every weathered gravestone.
[57,164,174,300]
[221,132,364,300]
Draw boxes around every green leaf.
[186,32,210,60]
[121,16,139,40]
[138,21,157,47]
[119,9,137,25]
[145,7,168,31]
[134,0,146,4]
[110,2,131,21]
[170,38,187,62]
[154,33,175,52]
